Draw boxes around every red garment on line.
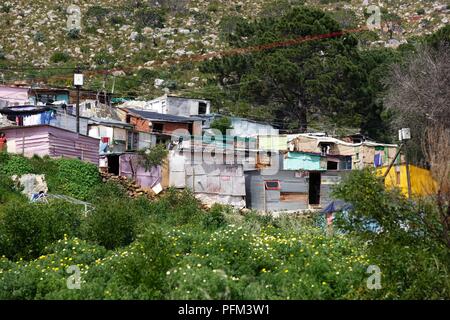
[0,137,7,151]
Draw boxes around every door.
[309,172,321,205]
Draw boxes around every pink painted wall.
[119,153,162,189]
[1,125,99,165]
[0,86,29,105]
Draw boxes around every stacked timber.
[100,173,160,199]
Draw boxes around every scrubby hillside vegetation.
[1,2,448,141]
[0,154,448,299]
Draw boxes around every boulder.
[12,174,48,196]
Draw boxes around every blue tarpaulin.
[322,200,353,214]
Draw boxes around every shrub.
[210,116,233,135]
[137,144,168,171]
[0,200,82,260]
[67,28,81,40]
[110,15,126,26]
[50,52,70,63]
[33,32,46,43]
[148,188,203,226]
[0,175,24,205]
[104,226,174,299]
[202,204,227,229]
[0,237,107,300]
[93,50,116,67]
[332,169,450,299]
[81,198,139,249]
[0,154,33,176]
[207,1,220,12]
[53,158,101,200]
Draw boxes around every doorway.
[107,154,120,175]
[309,172,321,205]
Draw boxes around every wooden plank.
[280,192,309,202]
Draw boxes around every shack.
[0,125,99,165]
[245,169,347,213]
[119,153,164,192]
[168,150,246,208]
[88,117,134,174]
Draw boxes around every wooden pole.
[405,145,412,198]
[383,143,404,179]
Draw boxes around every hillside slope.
[0,0,448,96]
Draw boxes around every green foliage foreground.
[0,156,449,299]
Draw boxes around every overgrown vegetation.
[0,154,448,299]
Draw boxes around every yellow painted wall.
[377,164,437,197]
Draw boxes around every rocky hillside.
[0,0,448,97]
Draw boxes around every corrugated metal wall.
[4,126,50,157]
[3,125,99,165]
[119,153,162,190]
[48,126,99,165]
[245,170,347,213]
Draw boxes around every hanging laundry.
[40,111,56,125]
[374,153,382,167]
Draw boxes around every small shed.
[0,125,99,165]
[168,150,246,208]
[119,153,163,191]
[245,170,347,213]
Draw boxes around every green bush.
[0,175,24,205]
[81,198,139,249]
[33,32,46,43]
[53,158,101,200]
[210,116,233,135]
[0,154,33,176]
[332,169,450,299]
[137,144,168,171]
[93,50,116,67]
[202,204,227,229]
[50,51,70,63]
[0,238,107,300]
[0,200,82,260]
[67,29,81,40]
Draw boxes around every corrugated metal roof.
[88,117,133,128]
[125,108,200,123]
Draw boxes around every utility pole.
[73,66,84,134]
[383,128,412,198]
[405,144,412,198]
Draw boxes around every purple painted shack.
[119,153,162,190]
[0,125,99,165]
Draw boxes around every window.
[152,123,164,133]
[198,102,207,115]
[396,171,401,185]
[127,132,139,151]
[37,94,57,104]
[340,156,352,170]
[327,161,338,170]
[265,180,280,190]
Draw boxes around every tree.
[210,116,233,135]
[201,7,371,133]
[421,125,450,249]
[384,43,450,163]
